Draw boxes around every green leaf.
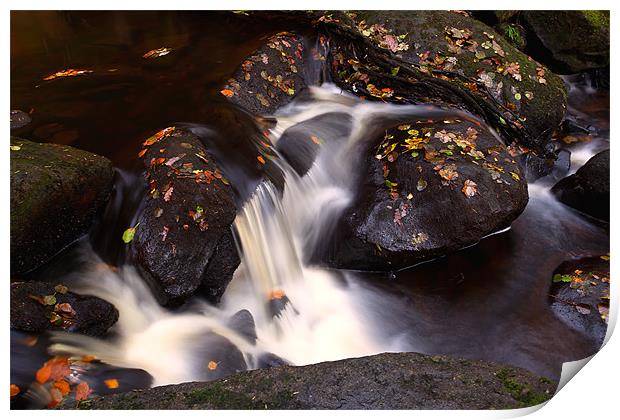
[122,223,140,244]
[10,145,21,151]
[553,273,572,283]
[391,66,400,76]
[43,295,57,306]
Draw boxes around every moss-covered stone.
[523,11,609,73]
[10,137,114,275]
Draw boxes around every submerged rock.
[10,282,118,336]
[72,352,556,409]
[128,128,239,305]
[10,137,114,275]
[522,11,610,74]
[551,149,609,222]
[318,10,567,155]
[326,119,528,270]
[10,110,32,129]
[549,256,610,349]
[221,32,308,115]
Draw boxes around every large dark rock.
[221,32,308,115]
[128,128,239,305]
[71,352,556,410]
[551,149,609,221]
[10,282,118,336]
[549,256,610,349]
[326,119,528,270]
[10,137,114,275]
[318,10,567,155]
[522,11,610,74]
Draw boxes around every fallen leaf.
[207,361,218,370]
[220,89,234,98]
[10,384,20,397]
[54,284,68,294]
[122,224,139,244]
[257,155,266,165]
[416,178,428,191]
[310,135,321,145]
[163,185,174,202]
[104,379,119,389]
[269,289,286,300]
[36,365,52,384]
[461,179,478,198]
[53,379,71,396]
[43,295,57,306]
[75,381,92,401]
[55,303,76,318]
[142,47,173,59]
[10,145,21,151]
[43,69,93,81]
[575,303,591,315]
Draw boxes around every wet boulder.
[10,282,119,336]
[549,256,610,349]
[318,10,567,155]
[10,137,114,275]
[128,128,239,305]
[221,32,308,115]
[326,119,528,271]
[189,332,248,382]
[74,352,556,409]
[551,149,609,222]
[10,110,31,129]
[522,11,610,74]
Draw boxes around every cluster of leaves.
[42,69,93,81]
[355,19,409,54]
[28,285,76,329]
[552,257,610,322]
[220,32,303,106]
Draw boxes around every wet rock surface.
[522,11,610,74]
[10,282,119,336]
[221,32,308,115]
[72,352,556,410]
[128,128,239,306]
[318,10,567,155]
[326,120,528,270]
[551,149,609,222]
[549,256,610,349]
[10,137,114,275]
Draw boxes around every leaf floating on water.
[461,179,478,198]
[207,361,218,370]
[10,384,20,397]
[104,379,120,389]
[220,89,234,98]
[142,47,173,59]
[43,69,93,81]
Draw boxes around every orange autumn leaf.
[75,381,92,401]
[43,68,93,81]
[257,155,266,165]
[36,364,52,384]
[10,384,20,397]
[143,127,175,147]
[310,135,321,145]
[48,357,71,381]
[207,361,218,370]
[53,379,71,396]
[220,89,234,98]
[104,378,120,389]
[269,289,286,300]
[138,148,148,158]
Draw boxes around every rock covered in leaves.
[128,127,239,305]
[10,282,119,336]
[220,32,308,115]
[72,352,556,410]
[551,149,609,222]
[549,255,610,349]
[318,10,567,155]
[522,11,610,74]
[10,137,114,275]
[326,119,528,270]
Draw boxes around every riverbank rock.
[128,127,239,305]
[325,119,528,271]
[10,282,118,336]
[549,256,610,349]
[522,11,610,74]
[70,352,556,409]
[551,149,609,222]
[221,32,308,115]
[10,137,114,275]
[317,10,567,156]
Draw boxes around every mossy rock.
[523,11,609,73]
[69,352,556,409]
[319,10,567,155]
[10,137,114,275]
